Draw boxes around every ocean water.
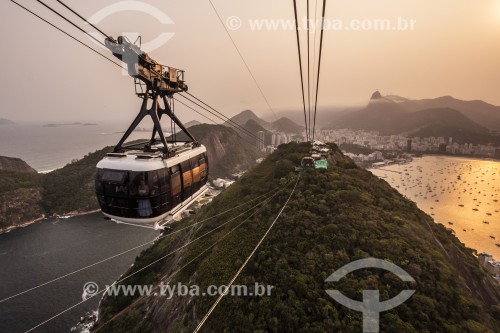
[0,122,155,172]
[370,156,500,259]
[0,214,159,333]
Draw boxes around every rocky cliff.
[0,156,36,173]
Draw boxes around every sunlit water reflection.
[370,156,500,259]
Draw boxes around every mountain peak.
[0,156,36,173]
[228,110,264,127]
[0,118,15,125]
[370,90,382,100]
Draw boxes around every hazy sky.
[1,0,500,123]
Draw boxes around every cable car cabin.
[95,144,208,224]
[301,156,316,169]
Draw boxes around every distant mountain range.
[185,120,202,128]
[323,92,500,144]
[0,118,14,125]
[224,110,304,146]
[228,110,304,134]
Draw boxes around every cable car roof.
[97,144,206,172]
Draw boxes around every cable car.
[95,142,208,224]
[301,156,316,169]
[95,35,209,224]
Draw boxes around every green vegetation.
[41,148,112,214]
[95,143,499,333]
[0,170,41,195]
[176,124,265,179]
[0,149,110,230]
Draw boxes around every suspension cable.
[207,0,278,121]
[312,0,327,142]
[307,0,312,142]
[193,175,300,333]
[34,0,105,47]
[9,0,123,69]
[178,93,265,145]
[292,0,309,142]
[54,0,110,38]
[174,98,220,125]
[11,0,269,142]
[311,0,319,129]
[178,94,257,141]
[22,183,289,333]
[184,92,264,143]
[93,182,292,332]
[0,185,282,304]
[174,97,263,147]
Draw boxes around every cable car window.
[103,184,129,197]
[171,172,181,195]
[160,193,170,211]
[170,170,182,207]
[107,197,129,208]
[130,172,148,197]
[181,161,192,184]
[199,158,207,179]
[158,168,170,193]
[102,170,127,183]
[180,160,190,172]
[95,169,104,193]
[96,168,104,181]
[191,157,201,186]
[182,170,193,188]
[148,170,161,196]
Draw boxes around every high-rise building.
[257,131,266,151]
[271,134,277,146]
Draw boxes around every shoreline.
[369,156,500,259]
[0,216,46,235]
[418,153,500,163]
[0,209,101,235]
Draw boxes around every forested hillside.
[95,143,500,333]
